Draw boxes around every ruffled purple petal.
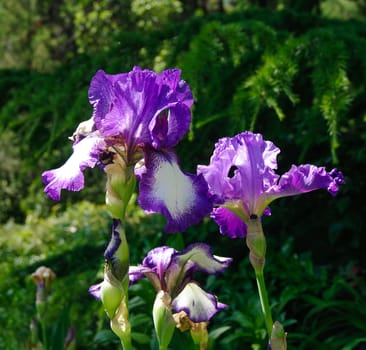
[149,103,191,149]
[211,207,247,238]
[199,131,345,227]
[159,68,194,108]
[270,164,345,199]
[88,69,125,130]
[172,282,227,322]
[197,137,237,204]
[142,246,176,281]
[42,135,105,200]
[129,246,176,290]
[99,68,160,143]
[170,243,232,275]
[88,67,193,152]
[197,131,280,216]
[166,243,232,293]
[138,149,212,233]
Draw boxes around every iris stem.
[246,217,274,340]
[255,270,273,337]
[40,319,48,350]
[120,334,133,350]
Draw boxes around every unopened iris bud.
[100,275,124,319]
[104,219,129,283]
[153,291,176,350]
[105,153,136,221]
[246,216,267,272]
[31,266,56,318]
[270,321,287,350]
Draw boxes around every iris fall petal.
[42,135,105,200]
[138,149,212,233]
[172,282,227,322]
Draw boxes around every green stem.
[255,270,273,337]
[40,320,48,350]
[120,333,133,350]
[246,217,274,339]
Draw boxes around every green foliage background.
[0,0,365,349]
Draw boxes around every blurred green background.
[1,0,365,349]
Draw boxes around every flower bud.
[153,291,176,350]
[105,153,136,221]
[246,216,266,272]
[270,321,287,350]
[89,221,129,320]
[31,266,56,318]
[99,273,124,319]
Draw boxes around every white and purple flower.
[129,243,232,323]
[197,131,345,238]
[42,67,212,232]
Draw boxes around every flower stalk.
[246,217,273,338]
[246,217,287,349]
[31,266,56,350]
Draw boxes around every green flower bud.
[100,272,124,319]
[31,266,56,319]
[246,216,267,272]
[270,321,287,350]
[153,291,176,350]
[105,153,136,221]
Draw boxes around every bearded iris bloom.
[42,67,212,232]
[197,131,345,239]
[129,243,232,323]
[198,131,345,348]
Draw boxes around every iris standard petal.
[42,135,105,200]
[197,132,280,214]
[270,164,345,199]
[142,246,176,281]
[138,149,212,233]
[211,207,247,238]
[170,243,232,275]
[159,68,194,108]
[88,69,122,130]
[197,137,237,204]
[149,103,191,149]
[129,247,176,290]
[88,67,193,153]
[172,282,227,322]
[166,242,232,293]
[98,68,161,144]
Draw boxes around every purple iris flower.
[42,67,212,232]
[197,131,345,238]
[129,243,232,322]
